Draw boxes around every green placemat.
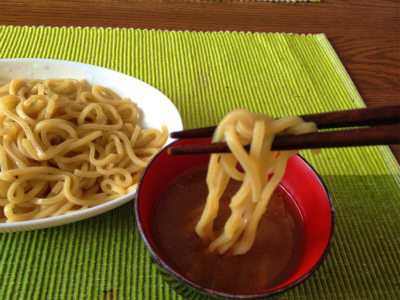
[0,26,399,300]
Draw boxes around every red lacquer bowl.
[135,138,335,299]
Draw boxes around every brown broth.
[152,168,304,294]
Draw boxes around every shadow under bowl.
[135,138,335,299]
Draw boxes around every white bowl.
[0,58,183,232]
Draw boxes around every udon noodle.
[195,109,317,255]
[0,78,168,223]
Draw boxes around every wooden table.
[1,0,399,162]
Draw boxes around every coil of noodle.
[195,109,317,255]
[0,79,168,223]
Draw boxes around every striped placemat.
[0,26,398,300]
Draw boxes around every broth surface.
[153,168,303,294]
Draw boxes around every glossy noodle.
[0,78,168,223]
[195,109,317,255]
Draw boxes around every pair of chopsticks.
[168,104,400,155]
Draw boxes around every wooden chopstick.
[170,104,400,139]
[168,105,400,155]
[168,124,400,155]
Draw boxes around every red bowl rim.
[135,139,335,299]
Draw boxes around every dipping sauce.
[152,168,304,294]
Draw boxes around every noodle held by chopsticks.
[0,79,168,223]
[195,109,317,255]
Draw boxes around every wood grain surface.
[1,0,399,162]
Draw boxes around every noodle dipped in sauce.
[152,109,318,293]
[0,78,168,223]
[196,109,317,255]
